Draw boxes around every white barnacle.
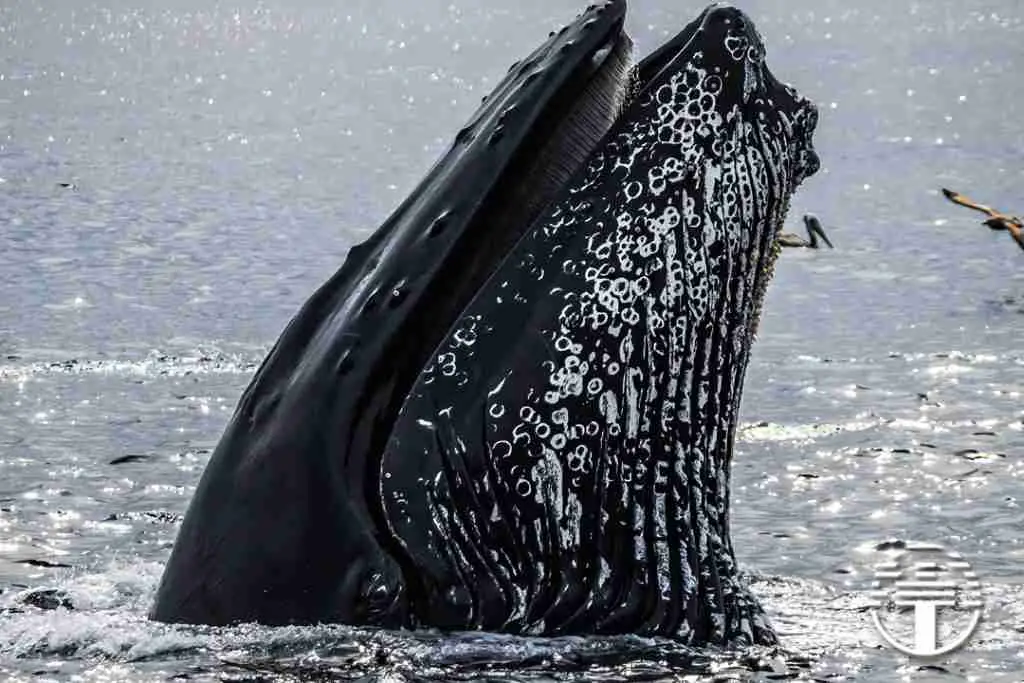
[519,405,538,423]
[511,422,531,446]
[624,181,643,201]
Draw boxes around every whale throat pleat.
[380,4,819,643]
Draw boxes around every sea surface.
[1,0,1022,680]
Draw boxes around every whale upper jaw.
[151,1,819,644]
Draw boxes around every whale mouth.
[423,1,820,356]
[152,1,820,641]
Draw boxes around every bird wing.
[941,188,1000,218]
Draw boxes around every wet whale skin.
[151,1,820,645]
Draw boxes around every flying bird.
[942,188,1024,251]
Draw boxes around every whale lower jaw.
[399,417,777,643]
[371,5,816,642]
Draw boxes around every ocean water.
[1,0,1022,680]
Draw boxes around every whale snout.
[694,4,821,187]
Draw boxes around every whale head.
[153,1,819,645]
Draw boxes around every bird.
[941,188,1024,251]
[777,213,834,249]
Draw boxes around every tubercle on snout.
[452,0,625,151]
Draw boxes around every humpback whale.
[152,0,820,645]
